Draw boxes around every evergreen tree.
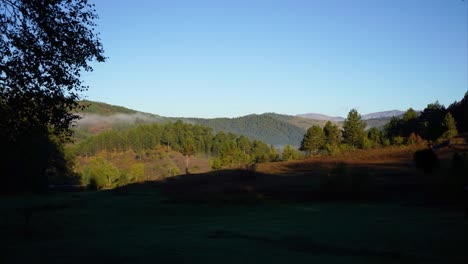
[447,92,468,133]
[300,125,325,155]
[402,108,418,122]
[323,121,341,147]
[342,109,367,148]
[179,129,196,174]
[418,101,446,141]
[367,127,382,145]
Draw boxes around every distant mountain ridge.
[361,110,405,120]
[298,110,405,121]
[296,113,344,122]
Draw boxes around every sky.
[83,0,468,118]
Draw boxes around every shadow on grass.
[110,147,468,207]
[207,229,425,263]
[111,164,417,205]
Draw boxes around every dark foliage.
[447,91,468,133]
[413,149,438,174]
[0,0,104,192]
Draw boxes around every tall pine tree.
[342,109,367,148]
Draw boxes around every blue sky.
[84,0,467,118]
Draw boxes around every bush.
[407,133,423,145]
[413,149,438,174]
[392,136,405,146]
[209,158,223,170]
[83,157,121,189]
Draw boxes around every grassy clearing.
[2,144,467,263]
[1,189,467,264]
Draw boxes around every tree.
[0,0,104,192]
[300,125,325,155]
[402,108,418,122]
[178,126,196,174]
[282,145,302,161]
[401,108,419,137]
[442,113,458,139]
[367,127,382,146]
[447,92,468,133]
[130,163,145,182]
[237,135,252,155]
[84,157,120,189]
[0,0,105,139]
[342,109,367,148]
[323,121,340,146]
[418,101,446,141]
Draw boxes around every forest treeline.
[72,120,279,169]
[75,101,327,146]
[298,92,468,156]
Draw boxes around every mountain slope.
[181,114,306,146]
[362,110,405,120]
[75,101,311,146]
[75,100,399,146]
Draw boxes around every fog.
[76,113,163,127]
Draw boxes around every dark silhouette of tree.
[418,101,446,142]
[0,0,104,192]
[447,91,468,133]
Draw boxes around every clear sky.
[84,0,468,118]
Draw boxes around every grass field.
[1,145,468,263]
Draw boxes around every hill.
[75,101,325,146]
[181,114,308,146]
[362,110,405,120]
[75,100,399,146]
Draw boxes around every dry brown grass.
[257,145,426,176]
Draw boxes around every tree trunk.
[185,155,190,175]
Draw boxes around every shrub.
[209,158,223,170]
[407,133,423,145]
[392,136,405,146]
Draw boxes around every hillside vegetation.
[75,101,406,147]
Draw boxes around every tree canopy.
[0,0,104,192]
[342,109,367,148]
[0,0,105,139]
[300,125,325,155]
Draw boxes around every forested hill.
[79,100,137,115]
[75,101,319,146]
[181,114,307,146]
[75,100,396,146]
